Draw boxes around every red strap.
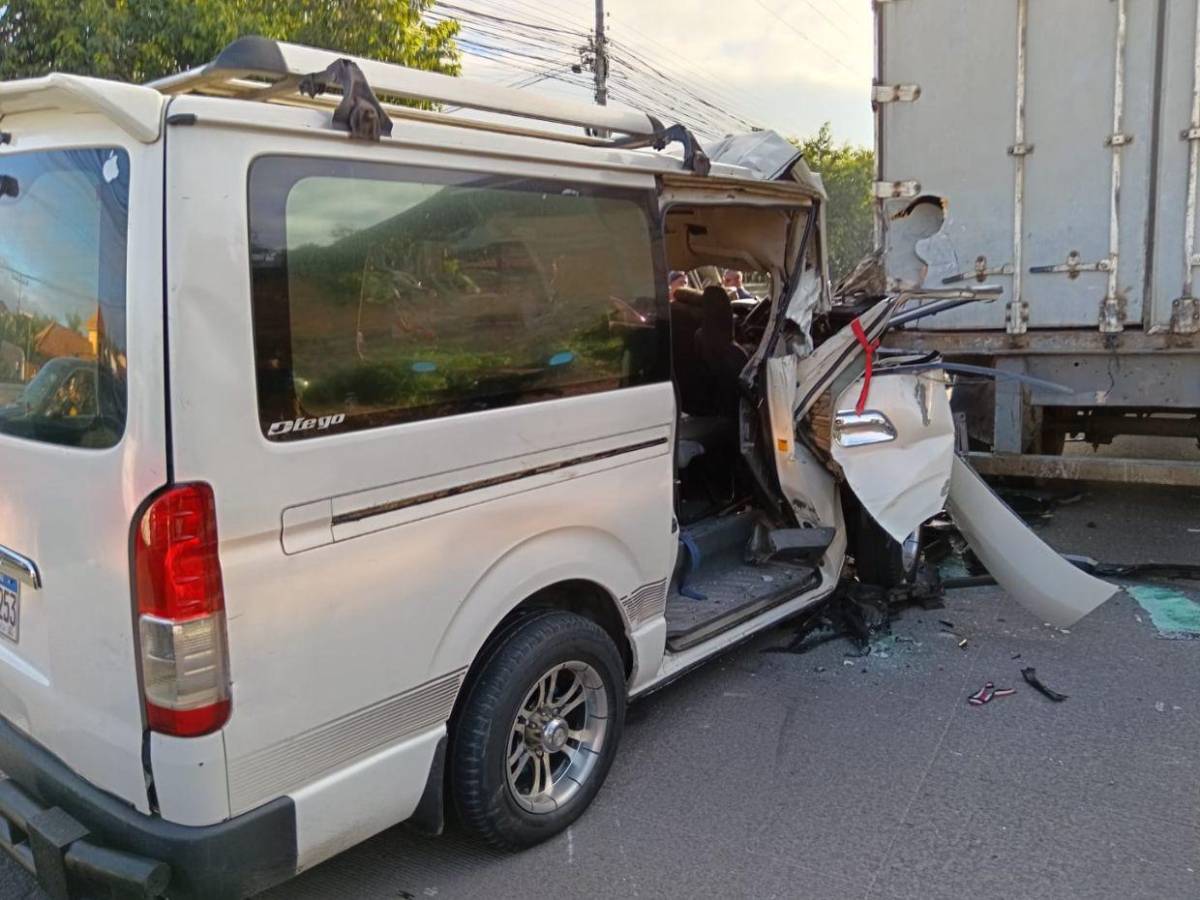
[850,317,880,415]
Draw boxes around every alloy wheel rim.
[506,660,609,813]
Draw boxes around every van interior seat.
[669,287,708,416]
[695,286,749,422]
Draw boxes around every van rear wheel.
[450,611,626,849]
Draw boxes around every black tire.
[450,611,626,850]
[855,505,919,588]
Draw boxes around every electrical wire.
[747,0,863,77]
[552,0,784,124]
[779,0,864,48]
[428,0,786,137]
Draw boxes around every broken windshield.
[0,148,129,448]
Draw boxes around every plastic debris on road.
[1021,667,1069,702]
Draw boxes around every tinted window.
[248,157,667,440]
[0,149,129,448]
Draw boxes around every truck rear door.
[877,0,1157,333]
[0,87,166,812]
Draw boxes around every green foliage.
[0,0,460,82]
[0,308,55,349]
[792,124,875,283]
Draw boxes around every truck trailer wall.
[877,0,1200,337]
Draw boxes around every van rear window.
[0,148,129,449]
[247,157,668,440]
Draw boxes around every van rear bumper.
[0,718,296,899]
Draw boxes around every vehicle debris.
[767,569,944,657]
[1021,667,1069,702]
[968,682,994,705]
[1126,584,1200,640]
[968,682,1016,706]
[1065,558,1200,581]
[945,458,1118,626]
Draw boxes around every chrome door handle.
[832,410,898,448]
[0,546,41,589]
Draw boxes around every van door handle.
[0,546,41,589]
[832,410,898,448]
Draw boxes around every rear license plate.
[0,574,19,643]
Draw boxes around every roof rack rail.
[149,36,661,143]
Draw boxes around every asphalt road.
[2,483,1198,899]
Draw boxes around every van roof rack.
[149,36,664,146]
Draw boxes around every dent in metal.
[831,371,955,544]
[946,456,1119,626]
[914,219,961,287]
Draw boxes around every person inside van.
[723,269,754,300]
[668,270,688,300]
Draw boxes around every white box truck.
[874,0,1200,484]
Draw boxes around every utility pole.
[592,0,608,108]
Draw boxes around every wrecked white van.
[0,38,1115,899]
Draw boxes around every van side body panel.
[164,101,675,856]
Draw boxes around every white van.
[0,38,1115,899]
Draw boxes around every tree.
[0,0,460,83]
[792,124,875,284]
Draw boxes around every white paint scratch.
[566,825,575,864]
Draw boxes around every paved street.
[3,484,1198,899]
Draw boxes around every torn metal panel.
[946,456,1119,626]
[784,265,822,357]
[704,130,826,198]
[764,353,847,586]
[793,297,899,422]
[831,371,955,544]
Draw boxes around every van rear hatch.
[0,89,167,812]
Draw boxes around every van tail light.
[133,483,231,737]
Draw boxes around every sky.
[435,0,876,147]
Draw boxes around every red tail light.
[133,483,231,737]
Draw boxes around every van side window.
[248,157,668,440]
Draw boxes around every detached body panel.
[946,455,1118,626]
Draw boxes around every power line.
[785,0,864,48]
[826,0,874,24]
[425,15,583,63]
[431,0,776,137]
[437,1,587,38]
[553,0,782,124]
[747,0,862,77]
[607,46,758,131]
